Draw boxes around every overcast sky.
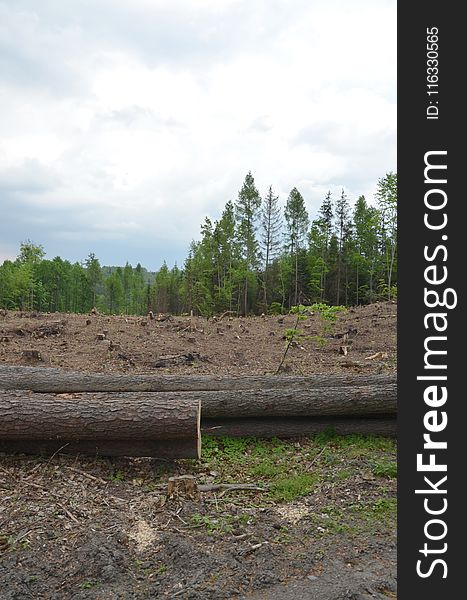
[0,0,396,271]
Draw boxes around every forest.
[0,171,396,316]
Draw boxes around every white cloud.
[0,0,396,268]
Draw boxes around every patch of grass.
[311,497,397,537]
[313,428,339,446]
[308,335,327,347]
[336,469,353,481]
[348,497,397,531]
[270,473,318,502]
[195,434,396,508]
[371,459,397,479]
[250,460,283,478]
[330,434,396,452]
[319,448,340,466]
[154,564,167,575]
[110,471,125,482]
[310,507,353,535]
[190,514,233,535]
[272,529,292,545]
[201,436,253,464]
[190,512,255,535]
[81,581,96,590]
[369,497,397,518]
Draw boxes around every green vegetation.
[81,581,96,590]
[110,471,125,482]
[270,474,319,502]
[311,497,396,537]
[0,172,397,315]
[371,459,397,479]
[192,434,397,507]
[176,434,398,540]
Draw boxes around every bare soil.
[0,302,396,376]
[0,303,397,599]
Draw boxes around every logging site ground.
[0,302,397,600]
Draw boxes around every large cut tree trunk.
[0,365,396,394]
[0,438,198,459]
[0,366,396,457]
[0,385,395,420]
[0,390,201,459]
[200,384,396,418]
[202,416,396,438]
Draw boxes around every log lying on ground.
[0,438,198,459]
[0,390,201,459]
[0,384,395,419]
[201,384,396,418]
[0,365,396,394]
[202,416,397,438]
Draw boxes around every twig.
[198,483,268,492]
[56,502,80,524]
[44,443,70,467]
[171,511,189,526]
[217,310,236,321]
[242,541,269,555]
[308,445,328,468]
[170,588,188,598]
[63,466,107,485]
[231,532,251,540]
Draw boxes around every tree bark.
[0,437,199,459]
[0,365,396,394]
[202,416,396,438]
[0,390,201,458]
[201,383,396,417]
[0,371,396,418]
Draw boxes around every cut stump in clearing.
[167,475,200,500]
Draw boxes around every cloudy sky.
[0,0,396,271]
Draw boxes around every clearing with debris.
[0,302,396,599]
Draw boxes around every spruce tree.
[334,189,350,305]
[284,187,309,306]
[376,172,397,300]
[85,253,102,308]
[260,186,282,307]
[235,172,261,315]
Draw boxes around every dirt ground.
[0,302,396,376]
[0,303,397,599]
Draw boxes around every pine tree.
[235,172,261,315]
[284,187,309,306]
[260,186,282,307]
[122,262,133,314]
[353,196,379,304]
[317,192,333,301]
[85,253,102,308]
[334,189,350,305]
[376,172,397,300]
[213,201,238,311]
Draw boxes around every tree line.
[0,171,396,316]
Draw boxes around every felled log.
[0,438,198,459]
[0,381,395,418]
[0,390,201,459]
[0,365,396,394]
[202,417,397,438]
[202,385,395,417]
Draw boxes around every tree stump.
[167,475,200,501]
